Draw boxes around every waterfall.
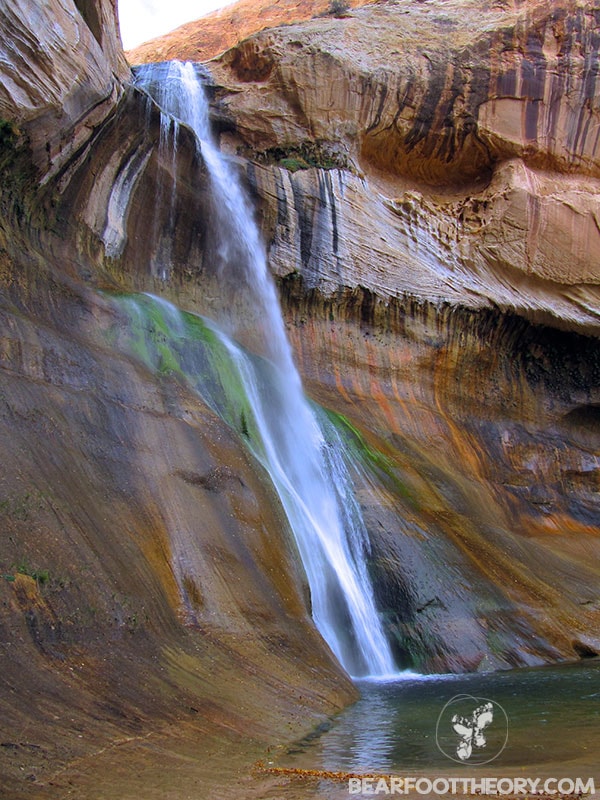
[132,61,397,679]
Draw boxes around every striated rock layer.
[205,0,600,332]
[1,0,600,794]
[127,0,376,64]
[281,279,600,672]
[0,2,355,798]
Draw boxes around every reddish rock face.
[1,0,600,793]
[0,1,355,794]
[126,0,376,64]
[279,281,600,673]
[204,0,600,333]
[209,0,600,180]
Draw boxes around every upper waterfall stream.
[130,60,396,678]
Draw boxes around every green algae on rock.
[1,0,600,795]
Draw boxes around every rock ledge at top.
[211,0,600,182]
[198,0,600,333]
[126,0,376,65]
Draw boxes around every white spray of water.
[134,61,397,677]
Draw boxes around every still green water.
[279,660,600,778]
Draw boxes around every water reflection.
[280,660,600,776]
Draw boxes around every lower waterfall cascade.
[130,60,398,679]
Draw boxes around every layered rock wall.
[213,0,600,180]
[281,281,600,670]
[208,0,600,332]
[0,0,128,177]
[1,5,600,794]
[0,2,355,795]
[248,158,600,331]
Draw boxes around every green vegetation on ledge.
[242,140,350,172]
[318,406,416,507]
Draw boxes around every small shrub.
[12,560,51,586]
[243,140,350,173]
[328,0,350,16]
[279,157,311,172]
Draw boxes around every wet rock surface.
[280,281,600,672]
[1,0,600,796]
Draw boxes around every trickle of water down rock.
[133,60,397,679]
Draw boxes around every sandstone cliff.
[0,2,355,797]
[1,0,600,795]
[201,0,600,673]
[207,0,600,332]
[126,0,375,64]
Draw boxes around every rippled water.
[279,660,600,777]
